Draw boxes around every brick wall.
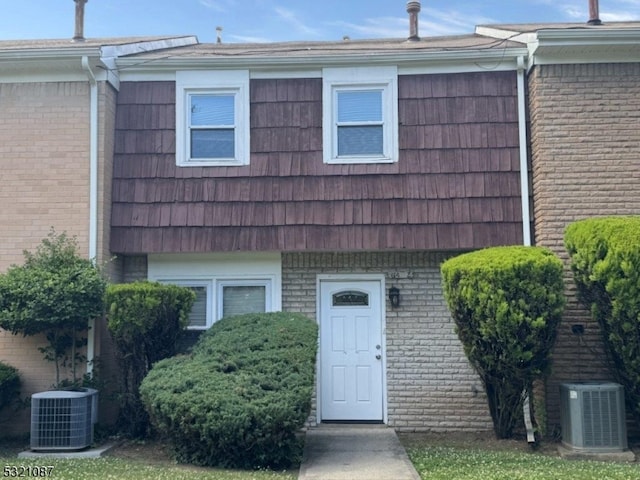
[0,80,122,433]
[0,82,91,269]
[528,63,640,429]
[282,251,493,432]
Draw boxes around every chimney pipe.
[73,0,88,42]
[587,0,602,25]
[407,1,421,41]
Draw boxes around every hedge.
[140,312,318,469]
[106,281,195,437]
[0,362,20,413]
[565,216,640,423]
[441,246,565,438]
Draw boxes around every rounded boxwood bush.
[106,281,195,437]
[140,312,318,469]
[565,216,640,423]
[441,246,565,438]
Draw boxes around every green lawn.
[3,439,639,480]
[407,445,640,480]
[0,457,295,480]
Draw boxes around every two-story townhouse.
[110,15,640,433]
[109,21,532,431]
[0,34,197,434]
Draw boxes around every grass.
[2,435,639,480]
[0,457,295,480]
[0,438,295,480]
[407,445,640,480]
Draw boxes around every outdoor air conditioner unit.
[30,388,98,451]
[560,382,628,453]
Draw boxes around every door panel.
[320,280,383,421]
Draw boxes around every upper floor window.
[176,70,249,167]
[323,66,398,164]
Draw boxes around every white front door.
[319,280,384,421]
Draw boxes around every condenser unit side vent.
[560,382,627,453]
[30,389,97,451]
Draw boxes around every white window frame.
[157,276,276,330]
[322,66,398,164]
[216,278,273,321]
[176,70,250,167]
[162,280,213,331]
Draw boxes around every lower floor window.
[165,279,272,330]
[221,284,267,318]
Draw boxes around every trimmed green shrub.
[140,312,318,469]
[105,281,195,437]
[565,216,640,423]
[0,231,106,386]
[0,362,20,412]
[441,246,565,438]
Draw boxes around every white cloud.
[198,0,236,13]
[601,11,639,21]
[331,8,496,39]
[534,0,640,22]
[274,7,322,36]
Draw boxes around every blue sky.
[1,0,639,43]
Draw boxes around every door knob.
[375,354,381,360]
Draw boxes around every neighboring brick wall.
[0,82,91,270]
[95,82,122,426]
[282,251,493,432]
[0,80,124,433]
[528,63,640,430]
[99,82,118,276]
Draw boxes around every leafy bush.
[105,281,195,437]
[0,362,20,412]
[565,216,640,423]
[140,312,318,469]
[441,246,565,438]
[0,231,106,386]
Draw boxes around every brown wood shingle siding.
[111,72,523,253]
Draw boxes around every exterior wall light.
[389,286,400,308]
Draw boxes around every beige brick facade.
[282,251,493,432]
[528,62,640,430]
[0,82,91,268]
[0,80,118,434]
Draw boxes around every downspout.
[82,55,99,378]
[517,56,532,246]
[517,54,536,444]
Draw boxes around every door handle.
[375,354,381,360]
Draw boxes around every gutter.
[81,55,99,377]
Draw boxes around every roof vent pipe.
[588,0,602,25]
[73,0,88,41]
[407,1,421,41]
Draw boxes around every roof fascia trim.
[115,47,529,74]
[529,28,640,67]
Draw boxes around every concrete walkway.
[298,425,421,480]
